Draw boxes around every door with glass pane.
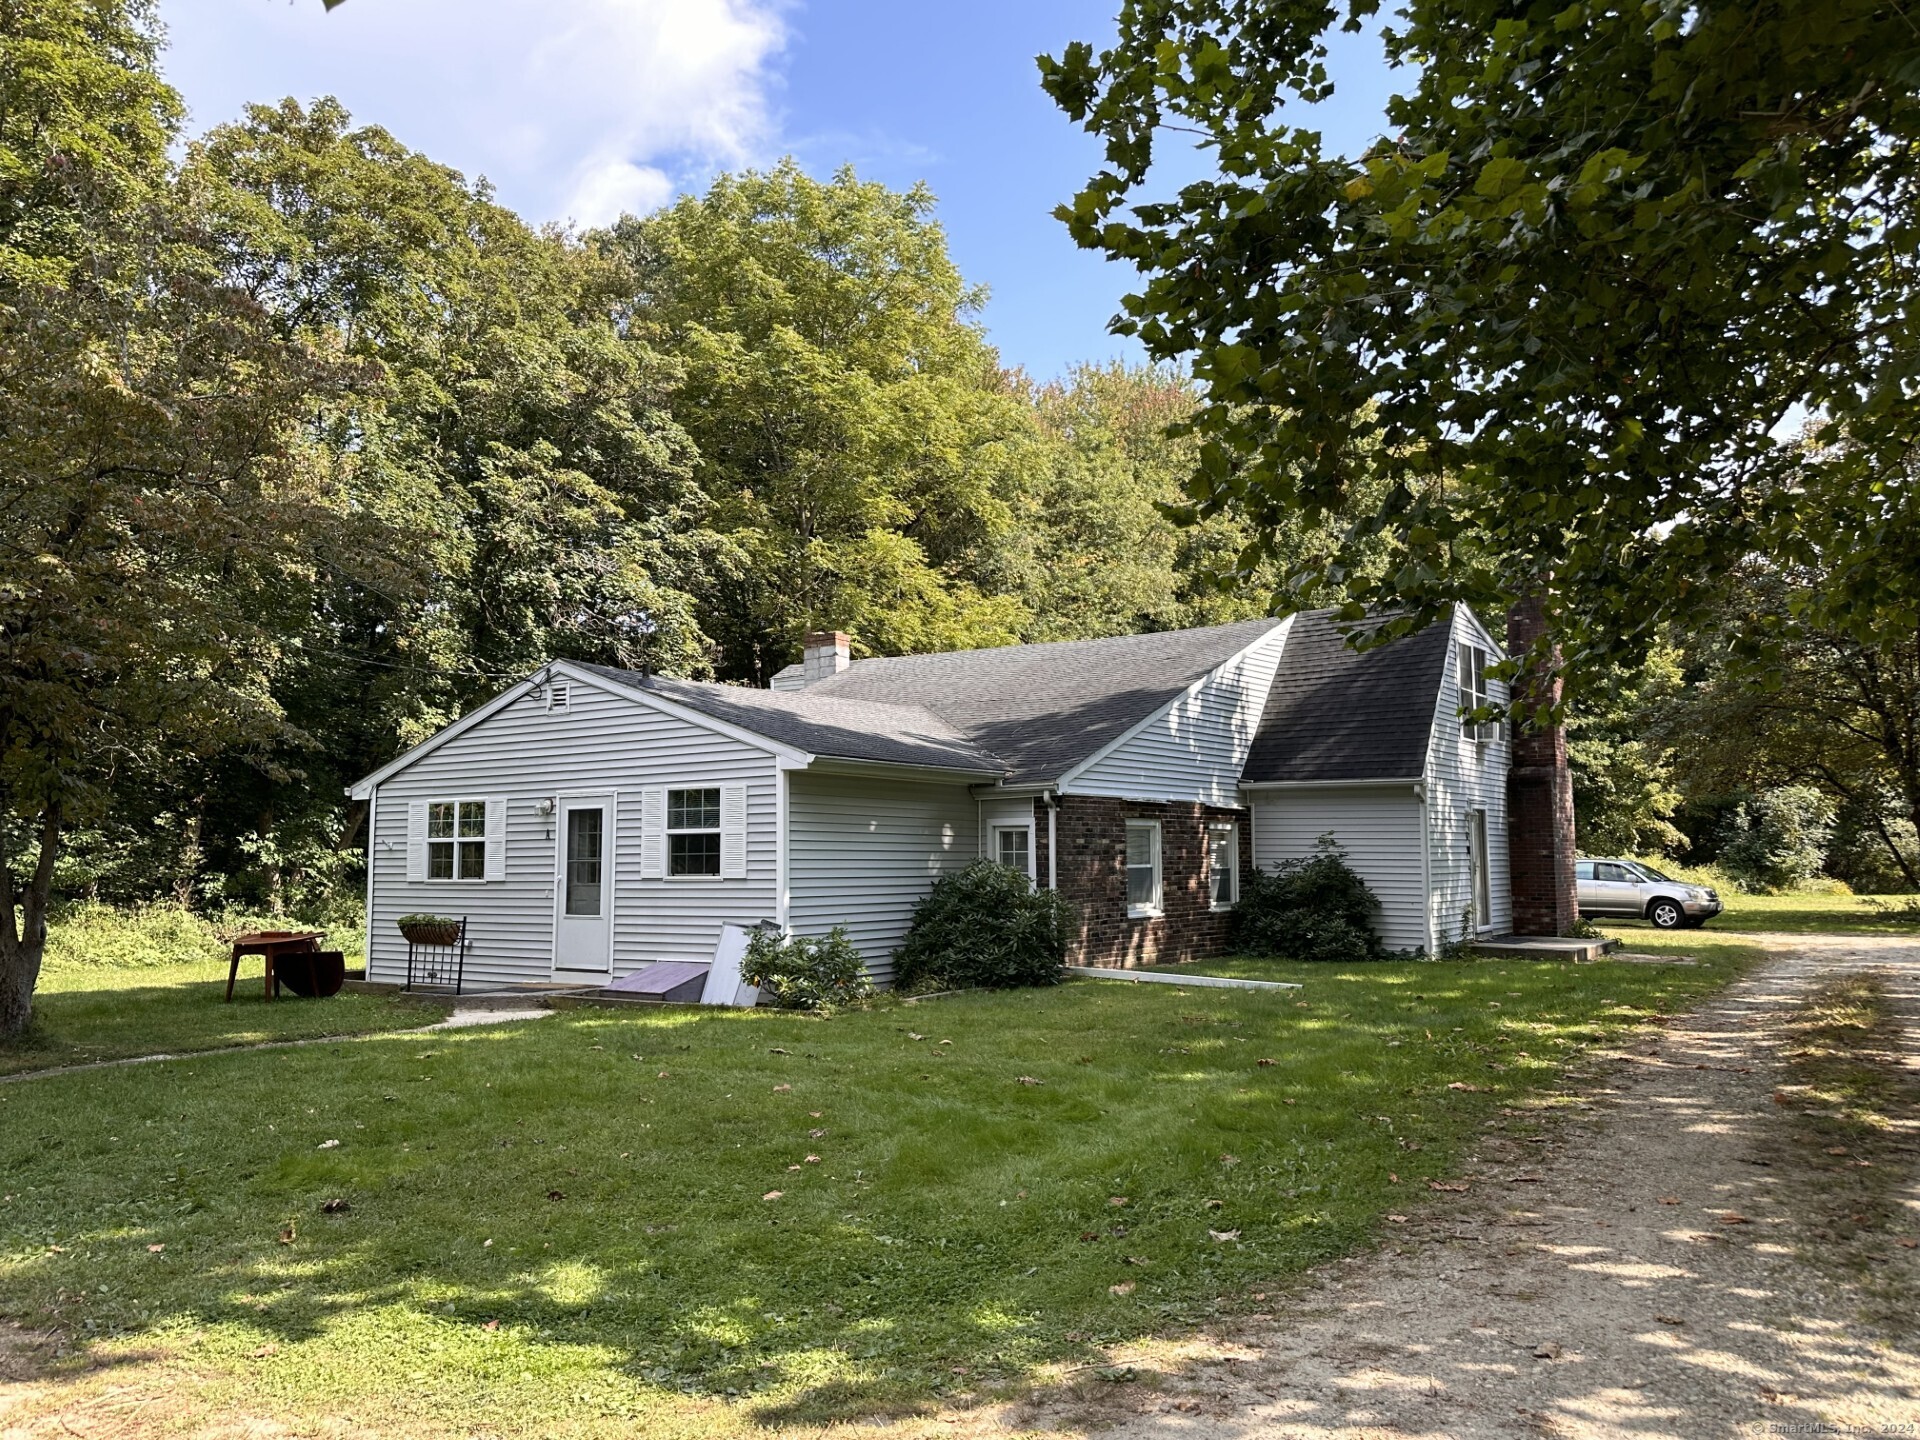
[554,794,614,973]
[1468,809,1491,930]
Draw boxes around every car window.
[1596,862,1633,882]
[1635,863,1675,882]
[1575,861,1596,881]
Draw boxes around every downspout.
[776,767,791,931]
[1415,779,1434,956]
[1046,790,1058,892]
[363,786,377,978]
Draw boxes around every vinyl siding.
[367,678,779,988]
[1067,620,1292,804]
[1423,608,1513,943]
[787,771,979,985]
[1248,786,1429,953]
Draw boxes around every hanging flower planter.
[397,914,461,947]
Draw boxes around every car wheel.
[1648,899,1684,929]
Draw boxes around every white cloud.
[159,0,789,226]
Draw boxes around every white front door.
[555,794,614,974]
[1468,809,1491,931]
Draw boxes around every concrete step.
[1474,935,1619,962]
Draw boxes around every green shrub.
[1718,786,1836,893]
[1230,835,1383,963]
[895,860,1075,991]
[742,926,873,1011]
[43,901,367,972]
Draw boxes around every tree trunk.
[1506,594,1579,936]
[0,805,63,1041]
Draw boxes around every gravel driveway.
[1005,933,1920,1439]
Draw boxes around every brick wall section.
[1051,795,1251,967]
[1506,594,1578,935]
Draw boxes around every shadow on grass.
[0,952,1767,1429]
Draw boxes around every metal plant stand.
[405,918,470,994]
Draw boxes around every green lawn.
[1610,889,1920,935]
[0,937,1758,1435]
[0,959,448,1077]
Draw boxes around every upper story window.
[427,799,488,880]
[1208,823,1239,910]
[667,787,722,876]
[1458,642,1498,743]
[1125,820,1162,918]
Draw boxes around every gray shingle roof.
[576,666,1005,775]
[801,616,1287,785]
[1239,610,1452,784]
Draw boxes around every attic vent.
[545,682,571,714]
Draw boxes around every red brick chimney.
[1506,593,1577,935]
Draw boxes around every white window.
[1125,820,1162,918]
[1208,823,1239,910]
[667,788,722,876]
[429,799,487,880]
[993,824,1033,880]
[408,797,503,884]
[1458,642,1497,743]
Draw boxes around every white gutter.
[1046,791,1058,892]
[1416,779,1435,957]
[1240,776,1424,791]
[363,786,377,976]
[775,768,791,931]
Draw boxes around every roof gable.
[800,616,1287,786]
[1240,611,1453,785]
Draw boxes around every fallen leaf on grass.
[1386,1214,1409,1223]
[277,1225,296,1245]
[1219,1153,1240,1167]
[908,1032,926,1041]
[146,1244,164,1253]
[320,1198,351,1214]
[547,1190,566,1202]
[787,1165,802,1172]
[251,1344,278,1359]
[1256,1058,1276,1067]
[1428,1180,1470,1193]
[1204,1198,1223,1210]
[1532,1342,1561,1360]
[1109,1196,1129,1207]
[1016,1076,1043,1086]
[768,1047,790,1055]
[483,1319,500,1332]
[1718,1213,1750,1225]
[1655,1315,1685,1326]
[1896,1238,1917,1249]
[1771,1092,1792,1106]
[1108,1281,1135,1296]
[805,1154,821,1163]
[808,1128,827,1138]
[1208,1229,1241,1243]
[657,1071,670,1079]
[1388,1173,1400,1184]
[1446,1082,1485,1093]
[1657,1196,1679,1205]
[772,1084,791,1093]
[317,1139,340,1150]
[1824,1146,1849,1156]
[1080,1230,1101,1243]
[762,1190,783,1202]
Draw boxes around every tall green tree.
[0,2,372,1034]
[613,163,1036,681]
[1040,1,1920,695]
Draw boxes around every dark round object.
[1648,898,1684,929]
[280,950,346,998]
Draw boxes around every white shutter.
[406,801,428,882]
[640,788,665,880]
[720,785,748,880]
[483,796,507,882]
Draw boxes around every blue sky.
[158,0,1404,379]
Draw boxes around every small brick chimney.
[801,631,851,686]
[1506,594,1578,936]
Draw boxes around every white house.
[348,608,1511,990]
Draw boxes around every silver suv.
[1575,858,1723,929]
